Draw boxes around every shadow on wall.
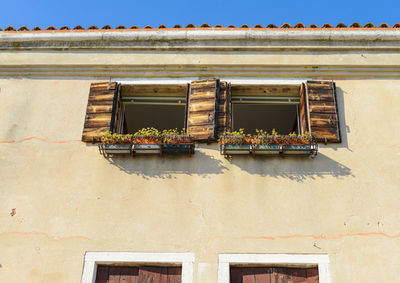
[332,86,351,151]
[106,150,228,180]
[105,149,353,182]
[227,153,354,183]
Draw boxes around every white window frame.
[81,252,194,283]
[218,253,330,283]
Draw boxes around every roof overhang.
[1,29,400,51]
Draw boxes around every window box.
[99,144,132,156]
[220,144,252,155]
[283,144,318,156]
[162,143,195,155]
[103,144,131,154]
[133,144,161,155]
[219,130,318,158]
[253,144,282,155]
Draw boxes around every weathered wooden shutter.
[139,266,182,283]
[95,266,181,283]
[301,80,341,143]
[82,82,119,142]
[185,79,231,141]
[186,79,220,141]
[230,267,318,283]
[217,81,233,136]
[95,266,139,283]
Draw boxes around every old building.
[1,23,400,283]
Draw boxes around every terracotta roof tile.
[2,23,400,32]
[364,23,376,28]
[293,23,306,28]
[281,23,292,28]
[336,23,347,28]
[350,22,362,28]
[18,26,29,31]
[200,23,211,28]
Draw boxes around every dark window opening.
[232,104,299,135]
[124,104,185,133]
[120,84,187,134]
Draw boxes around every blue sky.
[0,0,399,29]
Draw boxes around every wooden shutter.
[185,79,231,141]
[96,266,139,283]
[95,266,181,283]
[230,266,318,283]
[217,81,232,136]
[301,80,341,143]
[186,79,220,141]
[82,82,119,142]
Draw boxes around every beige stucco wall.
[1,46,400,283]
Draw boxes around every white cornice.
[1,30,400,42]
[1,65,400,79]
[0,30,400,51]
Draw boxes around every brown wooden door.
[95,266,181,283]
[230,267,319,283]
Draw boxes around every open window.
[230,84,301,135]
[119,84,187,134]
[81,80,341,149]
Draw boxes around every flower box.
[220,144,252,155]
[282,144,318,156]
[253,144,282,155]
[219,129,318,157]
[133,144,161,155]
[99,144,132,156]
[162,143,195,155]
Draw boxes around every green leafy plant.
[101,131,133,144]
[282,131,312,145]
[133,127,161,144]
[219,129,313,146]
[162,128,193,144]
[219,128,251,145]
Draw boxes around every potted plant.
[99,131,133,156]
[252,129,282,155]
[161,128,195,155]
[219,129,252,155]
[281,132,318,156]
[133,127,162,155]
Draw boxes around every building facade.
[1,24,400,282]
